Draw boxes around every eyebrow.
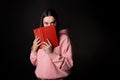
[51,21,55,23]
[44,21,56,23]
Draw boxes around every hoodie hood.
[59,29,69,35]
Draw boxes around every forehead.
[43,16,55,22]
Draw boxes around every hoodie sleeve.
[49,34,73,71]
[30,51,38,66]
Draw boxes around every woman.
[30,8,73,80]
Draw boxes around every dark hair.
[40,8,59,31]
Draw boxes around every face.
[43,16,57,27]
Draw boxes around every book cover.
[33,25,59,48]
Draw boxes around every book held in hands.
[33,25,59,48]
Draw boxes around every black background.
[1,0,120,80]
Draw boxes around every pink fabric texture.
[30,29,73,80]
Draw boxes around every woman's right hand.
[31,36,41,52]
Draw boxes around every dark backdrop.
[1,0,119,80]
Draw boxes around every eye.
[51,21,56,25]
[44,22,48,25]
[52,22,55,24]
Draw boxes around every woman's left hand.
[42,39,53,54]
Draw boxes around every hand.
[31,36,41,52]
[42,39,53,54]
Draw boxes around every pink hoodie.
[30,29,73,80]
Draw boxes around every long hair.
[40,8,59,32]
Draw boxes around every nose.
[47,23,51,26]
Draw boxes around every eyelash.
[44,22,55,25]
[45,22,48,24]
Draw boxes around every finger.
[42,45,47,50]
[34,36,38,41]
[37,38,41,42]
[47,38,52,46]
[37,42,42,46]
[34,38,40,44]
[36,40,41,44]
[41,41,49,46]
[36,36,40,40]
[35,36,38,39]
[35,37,41,42]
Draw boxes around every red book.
[33,25,59,48]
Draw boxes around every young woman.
[30,8,73,80]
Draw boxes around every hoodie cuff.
[30,51,37,57]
